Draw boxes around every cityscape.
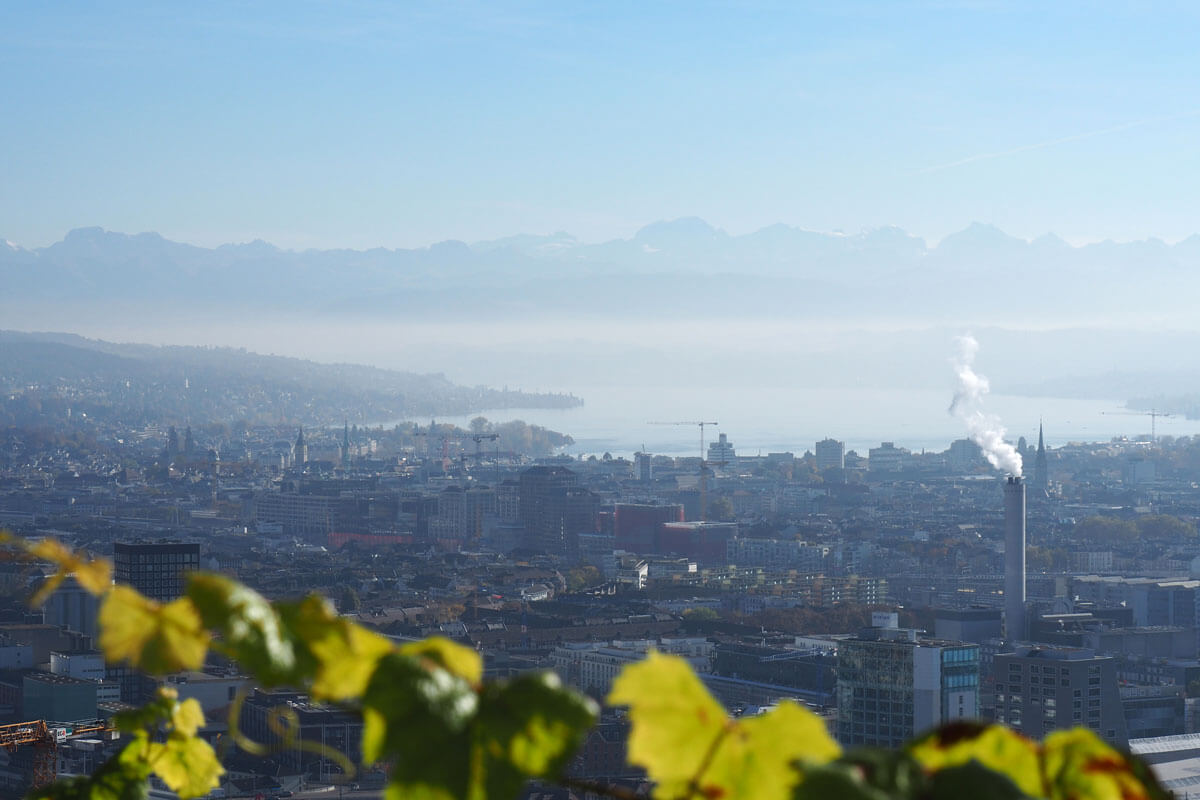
[5,1,1200,798]
[2,369,1200,794]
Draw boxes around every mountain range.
[4,220,1197,321]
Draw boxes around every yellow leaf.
[400,636,483,685]
[148,735,225,799]
[25,538,112,605]
[1042,728,1152,800]
[609,652,836,800]
[908,723,1042,798]
[608,651,728,798]
[171,697,206,738]
[99,587,210,674]
[288,595,394,700]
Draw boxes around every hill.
[0,331,581,428]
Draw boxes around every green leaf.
[188,573,299,685]
[279,595,394,700]
[926,761,1029,800]
[401,636,484,685]
[98,587,210,674]
[363,652,478,800]
[608,652,839,800]
[793,762,897,800]
[472,671,598,800]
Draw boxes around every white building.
[815,438,845,472]
[551,637,714,695]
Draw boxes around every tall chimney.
[1004,476,1026,640]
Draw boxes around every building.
[726,537,828,571]
[551,638,713,696]
[708,433,736,465]
[1032,423,1049,493]
[23,672,98,723]
[947,439,984,472]
[43,575,101,639]
[836,624,980,748]
[613,503,684,554]
[814,438,845,472]
[295,427,308,466]
[112,542,200,602]
[992,645,1128,745]
[253,492,337,540]
[934,608,1003,644]
[240,689,362,775]
[867,442,909,473]
[658,521,737,564]
[518,466,599,556]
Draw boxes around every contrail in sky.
[917,110,1200,174]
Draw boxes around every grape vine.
[3,534,1171,800]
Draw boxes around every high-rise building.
[518,466,598,555]
[814,438,845,472]
[993,646,1128,745]
[112,542,200,602]
[837,624,980,748]
[708,433,736,465]
[635,452,653,483]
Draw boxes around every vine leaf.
[362,652,479,800]
[608,651,728,797]
[98,586,210,673]
[609,651,839,800]
[401,636,483,685]
[908,722,1042,798]
[280,595,395,701]
[1041,728,1168,800]
[472,671,598,800]
[188,573,299,685]
[25,737,154,800]
[148,734,225,799]
[22,537,113,606]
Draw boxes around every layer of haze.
[5,2,1200,249]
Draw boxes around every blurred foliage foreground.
[4,534,1171,800]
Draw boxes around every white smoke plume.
[949,334,1023,476]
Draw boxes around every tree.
[708,496,735,522]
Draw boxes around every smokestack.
[1004,476,1026,640]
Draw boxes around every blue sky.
[4,1,1200,249]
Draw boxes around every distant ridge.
[0,331,582,427]
[2,220,1198,320]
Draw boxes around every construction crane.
[0,718,113,787]
[648,421,719,521]
[1100,408,1174,443]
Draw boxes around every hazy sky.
[4,1,1200,250]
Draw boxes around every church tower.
[295,427,308,466]
[1032,423,1048,494]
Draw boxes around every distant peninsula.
[0,330,582,428]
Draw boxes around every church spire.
[1033,421,1048,493]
